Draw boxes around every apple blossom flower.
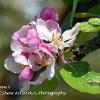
[12,24,58,55]
[4,7,81,92]
[4,49,55,91]
[31,18,80,50]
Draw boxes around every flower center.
[36,56,51,67]
[52,33,62,47]
[38,56,46,66]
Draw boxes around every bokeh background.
[0,0,100,100]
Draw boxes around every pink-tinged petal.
[30,56,55,84]
[18,25,30,38]
[22,47,33,53]
[19,38,28,44]
[4,57,22,73]
[27,29,40,51]
[22,52,29,60]
[10,41,22,52]
[12,31,19,41]
[27,29,38,40]
[12,51,21,57]
[19,66,33,81]
[28,39,39,51]
[40,7,59,21]
[14,54,28,65]
[36,19,61,41]
[46,19,61,34]
[28,53,42,71]
[12,25,30,41]
[40,44,53,57]
[36,19,52,41]
[30,70,47,85]
[48,43,58,53]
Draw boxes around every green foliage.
[76,31,93,47]
[88,5,100,16]
[61,3,100,94]
[82,49,100,72]
[80,18,100,32]
[74,13,91,18]
[70,0,79,26]
[61,0,79,31]
[61,13,72,32]
[80,22,100,32]
[88,18,100,26]
[60,61,100,94]
[76,18,100,47]
[74,5,100,18]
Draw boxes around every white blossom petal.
[36,19,52,41]
[14,55,28,65]
[46,57,55,80]
[62,23,80,41]
[10,41,22,52]
[30,71,47,85]
[28,53,41,71]
[59,23,80,49]
[30,57,55,85]
[12,51,21,57]
[59,41,69,50]
[4,57,22,73]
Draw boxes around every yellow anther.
[52,33,62,47]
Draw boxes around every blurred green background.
[0,0,100,100]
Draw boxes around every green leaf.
[61,0,79,31]
[60,61,100,94]
[87,5,100,16]
[80,22,100,32]
[70,0,79,26]
[74,13,91,18]
[88,18,100,26]
[76,18,100,46]
[76,31,93,46]
[82,49,100,72]
[74,5,100,18]
[31,77,58,92]
[74,12,100,18]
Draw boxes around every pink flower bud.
[19,66,33,81]
[40,7,59,21]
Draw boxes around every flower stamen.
[52,33,62,47]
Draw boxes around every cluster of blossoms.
[4,7,80,91]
